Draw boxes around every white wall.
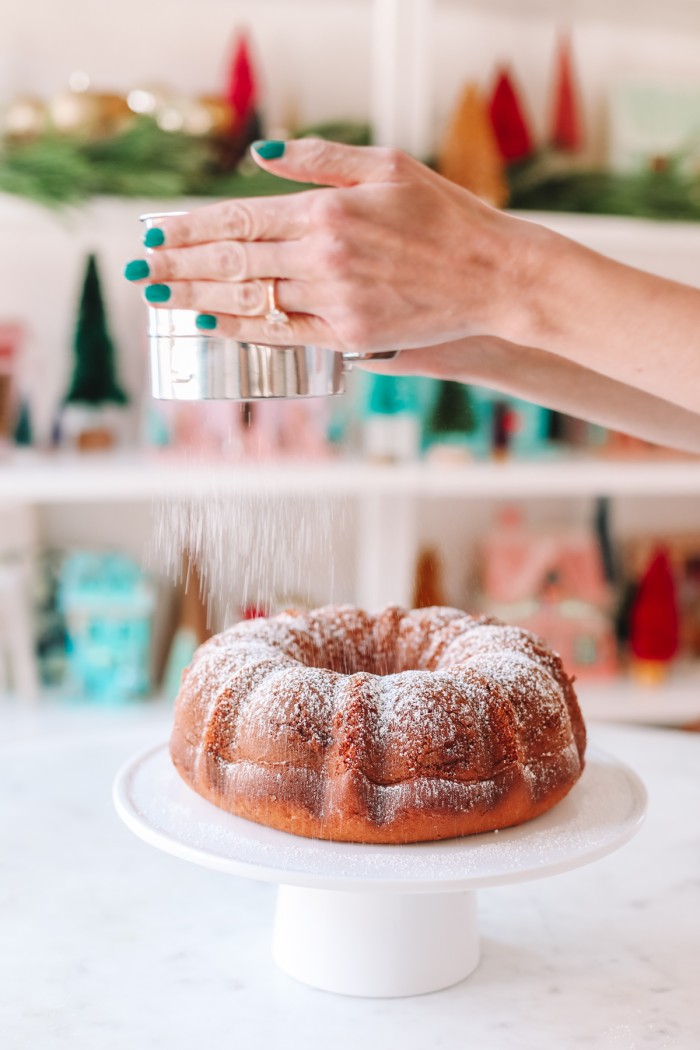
[3,1,700,161]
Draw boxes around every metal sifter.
[142,212,397,401]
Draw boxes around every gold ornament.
[3,96,47,140]
[153,94,233,136]
[127,85,171,117]
[438,83,508,208]
[49,89,133,138]
[193,95,234,136]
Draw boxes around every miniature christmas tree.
[550,34,583,152]
[220,31,262,168]
[64,254,128,407]
[629,547,679,683]
[13,398,33,445]
[427,381,476,437]
[489,68,533,163]
[437,84,509,207]
[226,33,257,129]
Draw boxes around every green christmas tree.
[427,381,476,437]
[13,399,33,445]
[64,254,128,406]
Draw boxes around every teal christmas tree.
[64,254,128,406]
[427,380,476,436]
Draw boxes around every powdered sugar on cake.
[170,604,586,842]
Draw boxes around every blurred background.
[2,0,700,726]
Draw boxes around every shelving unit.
[2,169,700,730]
[3,448,700,726]
[3,449,700,502]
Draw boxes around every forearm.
[519,222,700,415]
[373,336,700,453]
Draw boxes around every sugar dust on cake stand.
[114,741,646,997]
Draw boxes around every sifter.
[142,212,397,401]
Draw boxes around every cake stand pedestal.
[113,744,646,998]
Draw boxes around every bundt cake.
[170,605,586,844]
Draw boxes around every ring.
[264,279,289,325]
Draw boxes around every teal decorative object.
[58,552,155,702]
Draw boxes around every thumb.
[250,137,411,188]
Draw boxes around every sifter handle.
[342,350,399,361]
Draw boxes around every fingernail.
[195,313,217,331]
[124,259,150,281]
[145,284,171,303]
[252,139,286,160]
[144,227,165,248]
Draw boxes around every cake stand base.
[113,743,646,999]
[272,885,479,997]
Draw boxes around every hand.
[125,139,543,356]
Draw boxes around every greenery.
[508,151,700,221]
[0,115,370,208]
[3,114,700,221]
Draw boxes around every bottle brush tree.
[629,547,679,680]
[427,380,477,437]
[64,253,128,406]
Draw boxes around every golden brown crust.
[170,605,586,843]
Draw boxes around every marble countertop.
[2,701,699,1050]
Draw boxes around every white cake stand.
[113,743,646,998]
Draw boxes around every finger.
[200,311,339,351]
[136,239,310,283]
[145,191,323,249]
[143,278,312,318]
[251,137,418,188]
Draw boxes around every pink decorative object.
[480,507,617,679]
[0,322,24,449]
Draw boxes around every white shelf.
[4,673,700,728]
[2,450,700,503]
[577,669,700,727]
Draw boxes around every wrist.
[490,214,569,349]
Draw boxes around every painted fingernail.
[252,139,286,160]
[124,259,150,281]
[144,227,165,248]
[144,284,171,303]
[195,313,217,331]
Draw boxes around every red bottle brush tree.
[550,34,583,152]
[220,31,261,168]
[226,33,257,130]
[629,548,680,682]
[489,68,533,164]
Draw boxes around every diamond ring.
[265,279,289,325]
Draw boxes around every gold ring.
[265,279,289,325]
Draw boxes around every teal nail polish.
[124,259,150,281]
[195,313,217,331]
[145,283,171,303]
[252,139,286,160]
[144,227,165,248]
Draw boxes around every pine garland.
[4,115,700,221]
[508,152,700,221]
[0,116,369,208]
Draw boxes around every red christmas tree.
[489,68,533,163]
[550,34,583,151]
[226,32,257,130]
[630,548,679,674]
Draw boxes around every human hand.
[124,139,544,357]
